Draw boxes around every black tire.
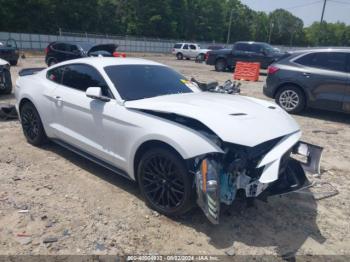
[197,53,205,61]
[10,60,18,66]
[137,147,194,216]
[176,53,183,60]
[275,85,306,114]
[20,102,48,146]
[215,58,226,72]
[0,69,12,95]
[48,58,57,67]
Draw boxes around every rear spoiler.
[19,67,46,77]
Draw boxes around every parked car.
[172,43,210,61]
[15,57,323,224]
[206,41,286,71]
[0,58,12,95]
[0,39,20,66]
[45,41,118,66]
[263,48,350,114]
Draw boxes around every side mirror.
[86,87,110,102]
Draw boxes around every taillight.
[205,52,209,61]
[268,65,279,75]
[45,47,49,54]
[113,52,126,58]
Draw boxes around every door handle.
[54,96,62,101]
[302,72,311,78]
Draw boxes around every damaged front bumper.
[195,141,324,224]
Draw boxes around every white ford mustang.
[15,57,323,224]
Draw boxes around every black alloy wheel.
[20,102,47,146]
[137,148,194,216]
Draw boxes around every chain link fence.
[0,31,224,53]
[0,30,308,53]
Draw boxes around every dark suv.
[263,49,350,114]
[45,41,118,66]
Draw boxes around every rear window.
[174,44,182,49]
[47,67,64,83]
[52,43,67,51]
[104,65,195,101]
[235,43,250,51]
[295,52,347,72]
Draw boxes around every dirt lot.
[0,54,349,257]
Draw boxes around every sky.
[240,0,350,27]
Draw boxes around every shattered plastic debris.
[0,104,18,121]
[297,181,339,200]
[190,78,241,94]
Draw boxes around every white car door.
[189,44,199,58]
[49,63,126,170]
[182,44,190,58]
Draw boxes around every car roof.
[175,43,197,45]
[49,57,166,69]
[290,47,350,54]
[235,41,268,45]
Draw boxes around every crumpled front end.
[194,132,323,224]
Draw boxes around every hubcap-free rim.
[279,90,300,111]
[21,109,39,140]
[141,156,185,210]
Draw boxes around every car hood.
[124,92,300,147]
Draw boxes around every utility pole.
[320,0,327,24]
[268,21,274,44]
[318,0,327,45]
[226,9,234,46]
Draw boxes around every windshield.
[104,65,197,101]
[264,44,280,53]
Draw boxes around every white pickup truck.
[172,43,210,61]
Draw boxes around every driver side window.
[61,64,113,97]
[183,44,189,50]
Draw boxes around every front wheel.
[137,148,194,216]
[176,53,183,60]
[20,102,48,146]
[275,86,306,114]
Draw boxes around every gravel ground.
[0,54,349,257]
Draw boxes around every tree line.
[0,0,350,46]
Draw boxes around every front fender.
[127,131,224,180]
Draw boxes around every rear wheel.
[48,58,57,67]
[176,53,183,60]
[20,102,48,146]
[275,86,306,114]
[215,59,226,72]
[197,53,205,61]
[137,148,194,216]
